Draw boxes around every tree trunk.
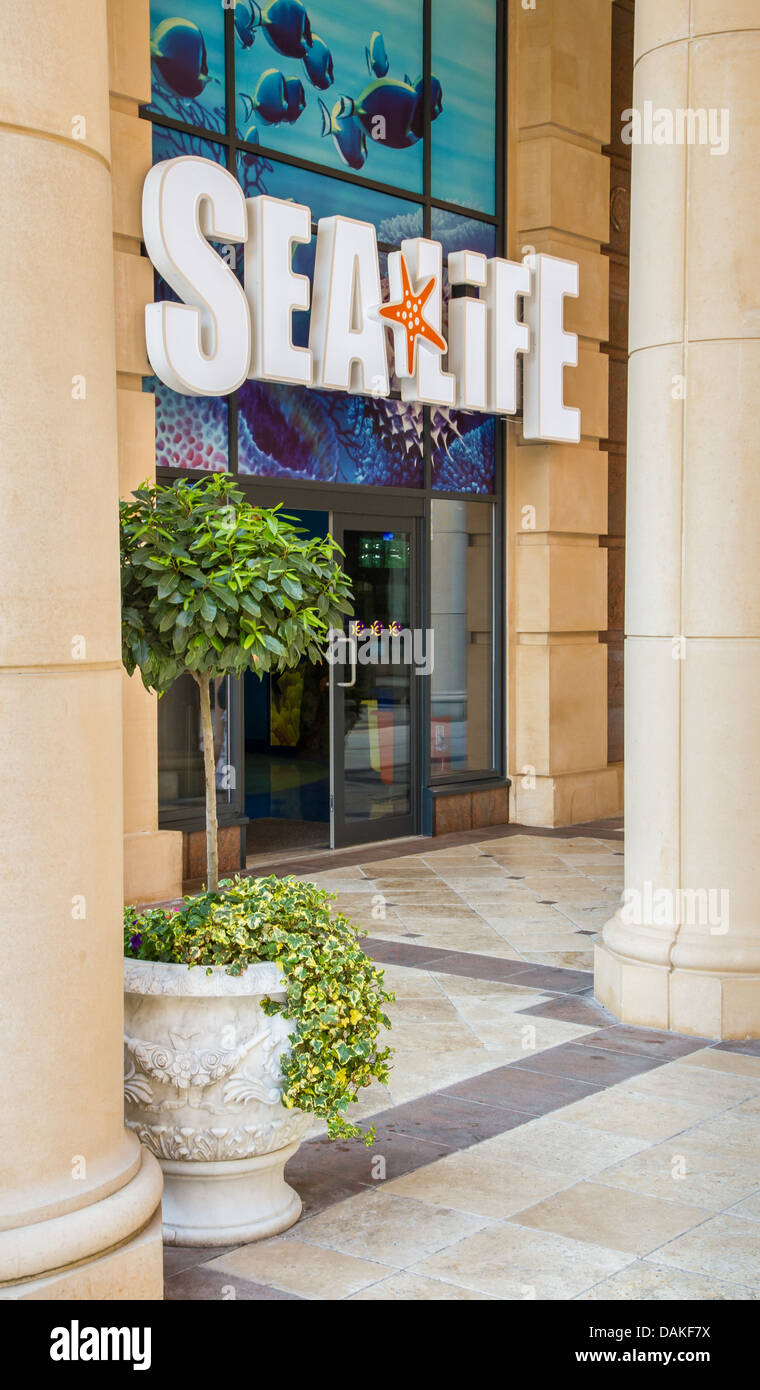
[194,672,219,892]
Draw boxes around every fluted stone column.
[596,0,760,1037]
[0,1,163,1296]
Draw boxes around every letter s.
[143,157,251,396]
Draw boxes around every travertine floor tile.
[618,1060,760,1110]
[677,1048,760,1078]
[346,1273,495,1300]
[475,1117,650,1177]
[410,1221,630,1299]
[577,1260,755,1301]
[206,1239,388,1299]
[513,1181,708,1255]
[554,1087,717,1141]
[726,1191,760,1222]
[595,1138,760,1211]
[289,1190,491,1267]
[653,1214,760,1289]
[385,1150,574,1218]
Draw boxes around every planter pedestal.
[124,958,311,1247]
[162,1142,303,1247]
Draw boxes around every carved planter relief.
[124,958,311,1246]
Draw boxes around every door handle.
[337,632,357,688]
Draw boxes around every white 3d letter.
[400,238,455,408]
[309,216,389,396]
[485,257,531,415]
[245,195,312,386]
[142,156,250,396]
[447,250,488,411]
[522,254,580,443]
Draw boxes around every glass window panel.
[148,0,226,132]
[430,500,495,773]
[432,206,496,259]
[431,0,496,215]
[237,153,423,246]
[432,412,495,495]
[158,676,234,811]
[237,381,423,487]
[146,377,230,472]
[234,0,424,194]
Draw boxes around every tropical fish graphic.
[303,34,334,90]
[409,74,443,137]
[319,96,368,171]
[150,18,211,99]
[240,68,289,125]
[365,31,389,79]
[283,76,307,123]
[346,74,444,149]
[240,122,260,161]
[240,0,314,59]
[234,0,258,48]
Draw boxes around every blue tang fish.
[150,18,211,99]
[365,31,389,78]
[241,122,260,159]
[409,74,443,137]
[242,0,313,59]
[303,34,333,89]
[319,96,368,171]
[346,74,444,148]
[234,2,257,48]
[241,68,289,125]
[283,77,307,123]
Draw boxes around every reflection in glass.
[340,527,413,822]
[148,0,226,131]
[158,675,233,810]
[430,500,494,774]
[431,0,497,214]
[234,0,424,193]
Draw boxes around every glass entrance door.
[330,516,421,848]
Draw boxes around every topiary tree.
[120,473,352,891]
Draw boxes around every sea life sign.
[142,155,581,443]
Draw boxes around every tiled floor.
[164,823,760,1301]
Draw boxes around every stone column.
[508,0,622,826]
[0,1,163,1296]
[596,0,760,1038]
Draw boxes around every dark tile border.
[362,936,592,993]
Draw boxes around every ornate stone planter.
[123,958,312,1246]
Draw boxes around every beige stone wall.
[0,0,162,1298]
[507,0,622,827]
[108,0,182,905]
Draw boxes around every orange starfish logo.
[378,253,447,377]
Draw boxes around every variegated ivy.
[124,875,394,1144]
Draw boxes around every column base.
[510,764,623,827]
[161,1142,304,1247]
[0,1150,163,1300]
[595,941,760,1040]
[124,829,183,906]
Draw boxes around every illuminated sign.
[142,155,581,443]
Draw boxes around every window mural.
[431,0,497,215]
[145,0,501,495]
[147,0,226,130]
[235,0,425,193]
